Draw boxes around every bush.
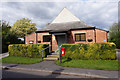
[8,44,49,58]
[61,43,116,60]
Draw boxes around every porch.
[43,32,67,61]
[50,32,67,51]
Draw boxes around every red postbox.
[61,47,65,55]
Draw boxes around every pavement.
[1,61,119,78]
[0,52,9,59]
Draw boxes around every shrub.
[61,43,116,60]
[8,44,49,58]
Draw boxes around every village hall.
[25,8,108,51]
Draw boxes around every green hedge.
[8,44,49,58]
[61,43,116,60]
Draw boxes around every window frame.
[75,33,86,42]
[43,35,51,42]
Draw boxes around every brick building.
[25,8,108,51]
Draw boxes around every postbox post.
[59,48,61,63]
[59,47,65,63]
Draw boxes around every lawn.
[56,59,119,70]
[2,56,43,64]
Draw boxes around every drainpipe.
[94,27,96,43]
[51,34,52,52]
[65,33,67,43]
[36,32,37,44]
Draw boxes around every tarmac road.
[2,69,86,78]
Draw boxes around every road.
[2,69,86,78]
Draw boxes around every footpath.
[0,52,9,59]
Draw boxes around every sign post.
[59,47,65,63]
[59,50,61,63]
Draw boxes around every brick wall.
[25,33,36,44]
[70,29,95,43]
[67,31,74,43]
[37,32,51,44]
[52,35,58,51]
[96,29,107,43]
[25,29,107,51]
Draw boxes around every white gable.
[51,8,80,23]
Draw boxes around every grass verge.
[0,59,1,63]
[2,56,43,64]
[56,59,119,70]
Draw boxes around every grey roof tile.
[36,21,93,32]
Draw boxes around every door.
[56,35,66,48]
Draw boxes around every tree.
[108,23,120,49]
[1,20,23,53]
[10,18,37,38]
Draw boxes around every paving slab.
[0,52,9,59]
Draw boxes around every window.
[75,33,86,41]
[43,35,51,42]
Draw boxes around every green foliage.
[1,20,23,53]
[10,18,37,38]
[8,44,49,58]
[61,43,116,60]
[109,23,120,49]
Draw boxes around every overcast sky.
[1,0,119,30]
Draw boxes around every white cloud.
[2,0,119,2]
[1,1,118,30]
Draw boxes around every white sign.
[103,40,106,42]
[62,51,64,55]
[53,37,55,40]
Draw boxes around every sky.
[1,0,119,30]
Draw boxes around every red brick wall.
[37,33,58,51]
[70,29,95,43]
[25,29,107,51]
[37,32,51,44]
[96,29,107,43]
[25,32,58,51]
[67,31,74,43]
[52,35,58,51]
[25,33,36,44]
[68,29,107,43]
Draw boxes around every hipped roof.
[36,21,93,32]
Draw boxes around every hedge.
[61,43,116,60]
[8,44,49,58]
